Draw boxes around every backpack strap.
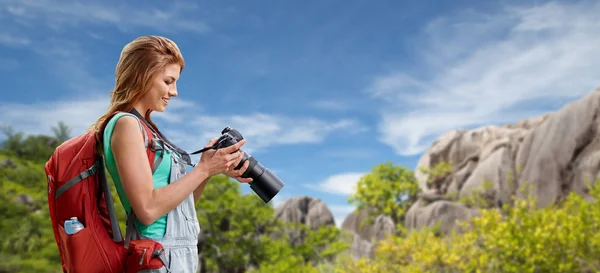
[54,160,101,200]
[96,111,159,243]
[98,157,123,242]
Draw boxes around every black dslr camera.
[191,127,284,203]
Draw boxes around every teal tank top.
[102,112,172,238]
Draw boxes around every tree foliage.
[348,161,420,227]
[51,122,71,142]
[338,176,600,273]
[195,175,349,272]
[1,127,60,163]
[0,150,62,272]
[0,123,348,273]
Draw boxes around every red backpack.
[45,111,169,273]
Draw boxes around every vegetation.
[348,161,420,230]
[0,127,63,272]
[3,121,600,273]
[0,123,348,273]
[337,181,600,273]
[194,174,349,273]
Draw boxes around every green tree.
[196,175,348,273]
[0,126,349,273]
[0,125,61,163]
[0,125,24,151]
[51,122,71,142]
[195,175,278,272]
[347,161,420,228]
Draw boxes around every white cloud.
[0,32,30,47]
[311,100,351,111]
[0,97,362,156]
[0,97,109,138]
[320,148,378,159]
[1,0,209,33]
[307,172,367,196]
[182,113,364,154]
[152,98,200,123]
[371,1,600,156]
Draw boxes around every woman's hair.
[89,35,184,139]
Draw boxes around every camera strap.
[128,108,194,167]
[190,146,213,155]
[190,136,230,155]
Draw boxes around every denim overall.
[124,110,200,273]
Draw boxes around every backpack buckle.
[150,139,164,152]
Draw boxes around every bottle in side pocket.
[65,217,85,235]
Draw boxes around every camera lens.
[239,156,284,203]
[249,167,284,203]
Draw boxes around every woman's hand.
[224,158,253,183]
[196,137,247,177]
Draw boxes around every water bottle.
[65,217,85,235]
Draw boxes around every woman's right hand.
[196,137,247,177]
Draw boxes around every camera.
[191,127,285,203]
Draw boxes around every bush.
[337,182,600,273]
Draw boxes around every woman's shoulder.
[106,112,140,128]
[103,112,147,146]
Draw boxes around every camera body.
[212,127,284,203]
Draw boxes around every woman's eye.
[165,81,172,85]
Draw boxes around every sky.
[1,0,600,227]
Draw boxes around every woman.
[88,35,252,272]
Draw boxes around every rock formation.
[273,196,335,245]
[274,196,335,228]
[340,208,395,258]
[406,87,600,233]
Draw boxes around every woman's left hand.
[224,152,253,183]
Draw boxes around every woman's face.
[141,63,181,112]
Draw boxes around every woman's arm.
[193,157,252,203]
[193,177,210,203]
[111,115,244,226]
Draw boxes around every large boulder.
[274,196,335,227]
[405,199,480,235]
[407,87,600,233]
[274,196,335,245]
[340,207,395,258]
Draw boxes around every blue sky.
[1,0,600,226]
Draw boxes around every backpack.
[45,111,169,273]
